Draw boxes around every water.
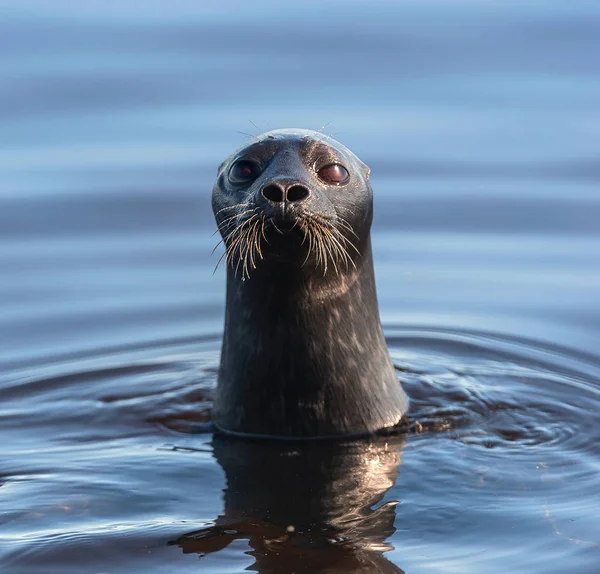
[1,1,600,572]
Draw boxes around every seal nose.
[287,185,310,202]
[261,183,310,204]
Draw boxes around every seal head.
[212,128,408,438]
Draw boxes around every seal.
[212,128,408,438]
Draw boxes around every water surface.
[1,1,600,572]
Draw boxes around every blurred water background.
[1,1,600,572]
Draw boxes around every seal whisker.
[313,221,328,275]
[233,231,250,277]
[337,232,361,256]
[241,237,251,279]
[328,226,357,270]
[229,215,261,278]
[226,214,260,255]
[225,215,256,249]
[336,217,361,241]
[271,219,283,234]
[214,207,257,238]
[321,225,339,274]
[255,221,264,260]
[321,225,346,270]
[314,122,333,145]
[327,225,350,273]
[237,131,260,142]
[215,219,254,274]
[215,202,253,216]
[317,121,332,134]
[308,215,360,267]
[306,221,315,267]
[312,216,358,273]
[217,213,258,240]
[326,218,361,257]
[218,208,257,230]
[211,237,225,257]
[248,120,263,134]
[241,223,258,278]
[260,215,270,246]
[222,211,260,240]
[300,220,312,267]
[296,216,309,246]
[245,220,261,276]
[304,220,318,268]
[320,225,330,275]
[213,248,229,275]
[212,207,260,266]
[253,221,262,260]
[333,229,360,269]
[224,216,257,266]
[309,220,321,269]
[241,223,254,277]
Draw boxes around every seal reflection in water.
[171,435,405,573]
[212,129,408,438]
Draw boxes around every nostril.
[287,185,310,203]
[261,184,284,203]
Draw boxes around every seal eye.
[229,160,261,185]
[317,164,350,185]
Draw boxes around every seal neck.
[214,239,409,438]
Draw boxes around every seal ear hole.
[287,185,310,202]
[262,184,284,203]
[317,164,350,185]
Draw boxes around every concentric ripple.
[1,328,600,572]
[388,326,600,454]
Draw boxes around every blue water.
[1,1,600,572]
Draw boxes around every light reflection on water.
[1,1,599,572]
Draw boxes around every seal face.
[212,128,408,438]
